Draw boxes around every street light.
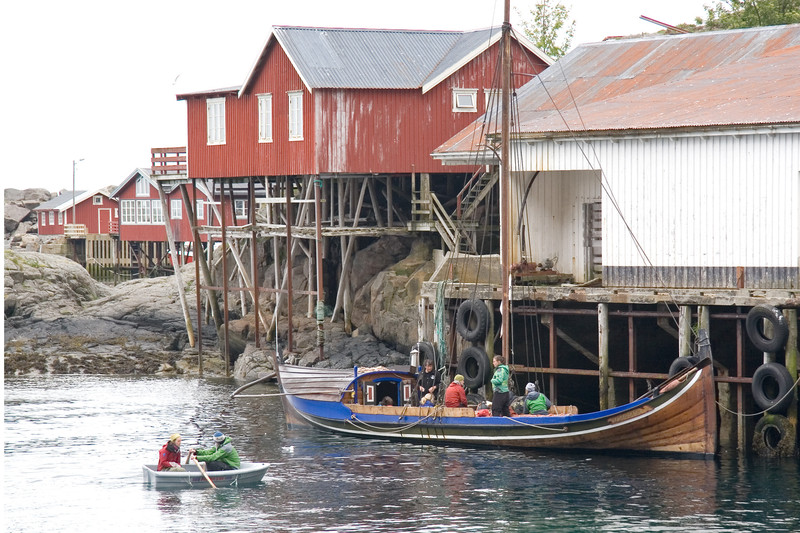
[72,158,84,224]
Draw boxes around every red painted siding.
[35,195,120,235]
[183,38,546,179]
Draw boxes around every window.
[93,195,103,205]
[114,208,118,219]
[170,199,182,219]
[136,200,151,224]
[136,177,149,197]
[152,200,164,224]
[234,199,247,219]
[258,93,272,142]
[207,97,226,145]
[288,91,303,140]
[49,211,55,225]
[41,213,46,226]
[453,89,478,112]
[58,211,63,225]
[121,200,135,224]
[196,199,204,220]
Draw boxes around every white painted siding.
[516,129,800,288]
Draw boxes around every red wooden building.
[34,189,118,236]
[177,26,551,179]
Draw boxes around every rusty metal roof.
[435,24,800,156]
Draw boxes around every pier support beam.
[598,303,610,410]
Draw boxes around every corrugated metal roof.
[35,191,88,211]
[272,26,500,89]
[436,24,800,156]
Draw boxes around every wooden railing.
[64,224,87,238]
[151,147,187,176]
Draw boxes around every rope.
[434,281,447,374]
[715,374,800,418]
[505,416,569,432]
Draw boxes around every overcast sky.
[1,0,709,194]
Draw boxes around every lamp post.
[72,158,84,224]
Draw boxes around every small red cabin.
[34,189,119,236]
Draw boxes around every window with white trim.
[258,93,272,142]
[152,200,164,223]
[196,199,204,220]
[288,91,303,140]
[452,88,478,112]
[114,208,118,219]
[171,199,182,219]
[234,199,247,219]
[121,200,135,224]
[93,195,103,205]
[49,211,55,225]
[58,211,63,225]
[41,213,46,226]
[136,200,151,224]
[136,177,149,197]
[207,97,226,145]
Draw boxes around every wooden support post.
[678,305,692,358]
[156,182,195,348]
[249,178,260,348]
[598,302,610,410]
[221,181,231,376]
[627,309,636,403]
[785,308,798,438]
[314,175,325,360]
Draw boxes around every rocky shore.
[4,234,434,379]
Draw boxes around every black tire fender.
[412,341,436,366]
[455,299,490,343]
[746,305,789,353]
[753,414,796,457]
[751,362,795,414]
[668,356,699,378]
[457,346,492,389]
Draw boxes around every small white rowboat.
[142,462,268,489]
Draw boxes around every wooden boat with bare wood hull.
[276,353,717,457]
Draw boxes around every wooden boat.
[277,351,717,457]
[142,462,268,489]
[271,0,718,458]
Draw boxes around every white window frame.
[207,97,226,145]
[93,195,103,205]
[258,93,273,143]
[453,88,478,112]
[234,199,248,219]
[135,177,149,197]
[151,200,164,224]
[196,199,205,220]
[170,199,182,219]
[114,208,118,219]
[58,211,63,225]
[288,91,303,141]
[121,200,135,224]
[49,211,55,225]
[136,200,151,224]
[41,213,46,226]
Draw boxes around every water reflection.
[5,376,800,533]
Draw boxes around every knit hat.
[454,374,464,383]
[213,431,225,443]
[525,382,537,394]
[169,433,181,443]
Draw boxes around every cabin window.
[136,177,149,197]
[40,213,46,226]
[288,91,303,140]
[170,199,182,219]
[58,211,63,225]
[121,200,135,224]
[114,208,118,219]
[151,200,164,224]
[196,199,204,220]
[258,93,272,143]
[49,211,55,225]
[206,97,226,145]
[93,195,103,205]
[136,200,151,224]
[234,199,247,219]
[453,89,478,112]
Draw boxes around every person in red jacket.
[157,433,186,471]
[444,374,468,408]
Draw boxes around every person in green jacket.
[491,355,512,417]
[523,382,552,415]
[189,431,241,471]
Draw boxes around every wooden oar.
[191,456,217,489]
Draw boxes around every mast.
[500,0,512,360]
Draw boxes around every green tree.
[698,0,800,30]
[518,0,576,59]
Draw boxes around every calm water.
[4,375,799,533]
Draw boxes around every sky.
[1,0,711,194]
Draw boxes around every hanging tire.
[412,341,436,366]
[455,299,490,343]
[753,414,796,457]
[751,362,795,414]
[668,356,700,377]
[746,305,789,353]
[457,346,492,389]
